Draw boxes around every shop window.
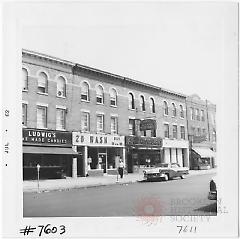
[22,68,28,91]
[110,88,117,106]
[164,124,169,138]
[81,112,90,132]
[140,95,145,111]
[180,126,185,139]
[180,105,184,118]
[37,106,47,128]
[81,82,89,101]
[197,128,201,136]
[173,125,177,139]
[96,85,104,104]
[22,103,27,126]
[128,93,135,109]
[111,116,118,134]
[97,114,104,133]
[129,119,135,135]
[56,108,66,130]
[38,72,48,93]
[172,103,177,117]
[190,107,194,120]
[151,129,156,137]
[164,101,168,115]
[201,110,205,121]
[150,97,155,113]
[57,76,66,97]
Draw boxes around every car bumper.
[144,173,165,180]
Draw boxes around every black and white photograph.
[1,1,239,238]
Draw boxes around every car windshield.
[171,163,180,168]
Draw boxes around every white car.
[143,163,189,181]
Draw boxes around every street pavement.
[23,173,217,217]
[23,168,217,193]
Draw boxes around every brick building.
[186,94,216,169]
[22,49,202,180]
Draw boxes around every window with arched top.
[57,76,66,97]
[22,68,28,91]
[140,95,145,111]
[128,93,135,109]
[38,72,48,93]
[180,105,184,118]
[150,98,155,113]
[110,88,117,106]
[164,101,168,115]
[96,85,104,104]
[172,103,177,117]
[81,82,89,101]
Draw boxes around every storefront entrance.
[98,153,107,173]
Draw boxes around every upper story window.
[96,114,104,133]
[202,128,206,136]
[96,85,104,104]
[81,82,89,101]
[196,109,200,121]
[180,126,185,139]
[190,107,194,120]
[37,105,47,129]
[164,124,169,138]
[81,112,90,132]
[56,108,66,130]
[150,98,155,113]
[201,110,205,121]
[212,129,216,142]
[180,105,184,118]
[140,95,145,111]
[191,127,195,136]
[38,72,48,94]
[172,103,177,117]
[57,76,66,97]
[22,103,27,126]
[110,88,117,106]
[110,116,118,134]
[22,68,28,91]
[128,93,135,110]
[173,125,178,139]
[164,101,168,115]
[129,119,135,135]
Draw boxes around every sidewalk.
[23,168,217,193]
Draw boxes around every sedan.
[143,163,189,181]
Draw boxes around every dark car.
[208,176,217,200]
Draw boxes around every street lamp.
[36,164,40,193]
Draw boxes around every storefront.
[162,139,189,167]
[190,147,216,170]
[72,132,125,176]
[23,128,78,180]
[125,136,162,173]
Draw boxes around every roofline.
[22,48,187,99]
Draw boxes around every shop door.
[98,153,107,173]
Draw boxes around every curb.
[23,170,216,193]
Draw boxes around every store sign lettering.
[23,129,72,145]
[125,136,162,147]
[73,132,124,147]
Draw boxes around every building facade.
[186,94,216,169]
[22,49,217,180]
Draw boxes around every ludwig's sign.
[125,136,162,148]
[72,132,125,147]
[22,128,72,145]
[140,119,157,131]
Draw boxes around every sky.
[19,2,238,104]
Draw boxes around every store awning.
[192,147,216,158]
[23,146,78,155]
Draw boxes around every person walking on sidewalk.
[118,160,124,179]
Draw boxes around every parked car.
[143,163,189,181]
[208,176,217,200]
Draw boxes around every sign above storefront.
[72,132,125,147]
[22,128,72,146]
[125,136,162,148]
[140,119,157,131]
[162,139,189,148]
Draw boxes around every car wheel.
[180,175,185,179]
[164,174,169,181]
